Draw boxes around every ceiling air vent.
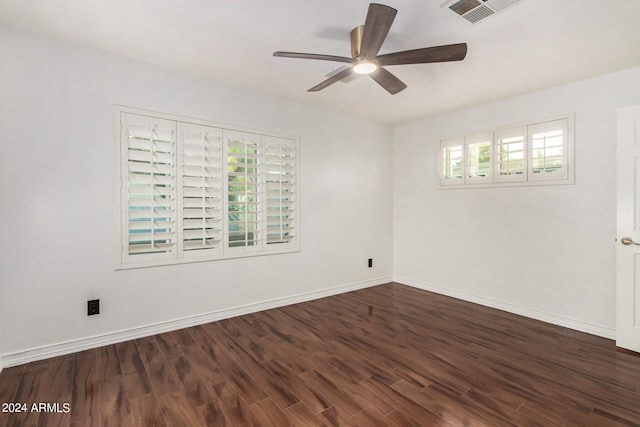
[446,0,523,24]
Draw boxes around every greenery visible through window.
[227,141,259,248]
[468,139,491,179]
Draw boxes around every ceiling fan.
[273,3,468,95]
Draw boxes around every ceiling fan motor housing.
[350,25,364,58]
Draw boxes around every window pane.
[497,135,525,175]
[468,139,491,178]
[531,129,564,174]
[443,144,463,180]
[227,137,260,248]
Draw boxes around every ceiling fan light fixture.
[273,3,467,94]
[353,60,378,74]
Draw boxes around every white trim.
[394,275,616,340]
[0,276,392,369]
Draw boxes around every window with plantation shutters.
[438,114,574,189]
[115,107,299,269]
[264,136,296,246]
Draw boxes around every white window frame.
[113,106,299,269]
[438,114,574,189]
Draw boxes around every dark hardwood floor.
[1,282,639,426]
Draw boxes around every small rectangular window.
[438,114,574,189]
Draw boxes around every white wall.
[393,66,640,337]
[3,22,640,368]
[0,24,394,364]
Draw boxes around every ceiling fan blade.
[359,3,397,59]
[274,51,355,63]
[377,43,468,66]
[369,67,407,95]
[308,67,354,92]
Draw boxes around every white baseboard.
[394,276,616,340]
[0,276,392,369]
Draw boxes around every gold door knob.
[621,237,640,246]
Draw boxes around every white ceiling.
[1,0,639,125]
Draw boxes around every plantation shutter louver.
[121,113,177,262]
[225,130,261,250]
[264,136,296,246]
[178,123,223,257]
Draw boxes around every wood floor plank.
[298,369,364,417]
[194,400,231,427]
[121,370,152,399]
[211,380,263,427]
[317,405,357,427]
[70,353,100,422]
[283,402,328,427]
[349,408,390,427]
[212,331,301,410]
[263,359,332,414]
[2,283,640,426]
[129,391,166,426]
[250,397,296,427]
[157,391,204,427]
[166,356,215,408]
[115,340,145,375]
[135,336,181,397]
[97,375,132,423]
[154,332,182,360]
[95,345,122,379]
[169,329,226,387]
